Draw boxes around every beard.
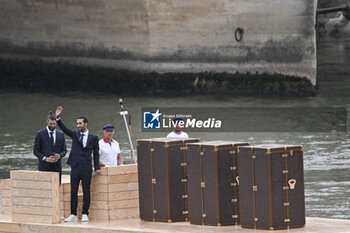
[48,126,56,131]
[79,127,86,132]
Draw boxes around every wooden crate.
[0,179,12,219]
[90,164,139,220]
[10,170,60,224]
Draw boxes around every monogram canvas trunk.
[186,141,250,226]
[238,144,305,230]
[137,137,200,222]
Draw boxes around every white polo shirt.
[99,137,121,166]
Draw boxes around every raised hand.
[56,106,63,118]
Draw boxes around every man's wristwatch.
[42,156,47,161]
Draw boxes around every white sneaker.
[82,214,89,222]
[64,214,78,222]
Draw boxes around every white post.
[120,110,136,163]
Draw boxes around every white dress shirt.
[46,126,56,144]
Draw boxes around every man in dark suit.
[55,106,101,222]
[33,112,67,184]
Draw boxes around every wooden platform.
[1,168,349,232]
[0,217,349,233]
[1,166,139,224]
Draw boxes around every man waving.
[55,106,100,222]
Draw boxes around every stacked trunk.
[186,141,250,226]
[137,137,200,222]
[238,144,305,230]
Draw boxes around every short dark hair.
[77,116,88,124]
[47,111,56,121]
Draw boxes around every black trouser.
[70,164,92,215]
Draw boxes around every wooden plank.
[108,182,138,192]
[0,222,20,233]
[108,173,138,184]
[1,206,12,216]
[11,180,52,190]
[12,188,52,198]
[2,179,11,187]
[12,205,53,216]
[62,194,71,202]
[12,213,52,224]
[109,190,139,201]
[89,209,109,220]
[10,170,55,181]
[1,197,12,206]
[61,175,70,184]
[107,165,138,175]
[100,167,108,176]
[91,184,108,193]
[64,209,71,218]
[12,188,52,199]
[62,183,70,193]
[91,174,108,184]
[1,189,11,198]
[109,207,139,220]
[78,193,84,202]
[12,197,52,207]
[51,173,61,224]
[109,199,139,209]
[91,192,108,201]
[62,183,83,194]
[0,179,11,189]
[63,201,71,210]
[0,179,4,189]
[90,201,109,210]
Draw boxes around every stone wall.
[0,0,317,85]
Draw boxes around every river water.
[1,34,350,220]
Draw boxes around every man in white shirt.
[166,117,189,139]
[99,124,123,167]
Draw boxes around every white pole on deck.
[119,98,136,163]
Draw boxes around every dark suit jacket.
[33,128,67,172]
[57,118,100,171]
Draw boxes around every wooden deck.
[1,169,349,232]
[1,217,350,233]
